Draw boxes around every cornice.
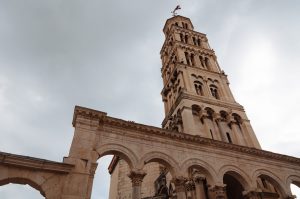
[0,152,74,173]
[70,106,300,167]
[161,91,244,125]
[72,105,107,127]
[101,115,300,166]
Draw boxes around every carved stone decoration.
[128,170,147,187]
[209,185,227,199]
[172,176,188,192]
[185,180,195,191]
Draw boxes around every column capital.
[192,170,206,184]
[128,170,147,187]
[185,180,195,191]
[172,176,188,192]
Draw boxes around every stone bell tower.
[107,15,294,199]
[160,15,261,149]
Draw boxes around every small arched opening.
[92,144,139,199]
[256,174,285,198]
[139,152,179,199]
[223,172,245,199]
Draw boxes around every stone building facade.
[1,15,300,199]
[107,15,300,199]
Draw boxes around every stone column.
[193,171,206,199]
[85,163,98,199]
[208,185,227,199]
[185,180,195,199]
[173,176,188,199]
[128,170,147,199]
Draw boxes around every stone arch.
[96,143,139,169]
[286,175,300,195]
[218,165,252,189]
[0,177,45,197]
[253,169,287,197]
[180,158,217,184]
[139,151,180,177]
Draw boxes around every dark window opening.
[210,129,214,139]
[226,132,232,143]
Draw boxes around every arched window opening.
[205,107,214,120]
[184,35,188,44]
[175,22,178,26]
[220,111,228,121]
[192,104,201,116]
[205,57,211,70]
[210,85,220,99]
[192,37,197,45]
[197,38,201,46]
[199,56,205,68]
[180,33,184,42]
[257,175,283,198]
[190,53,195,66]
[185,52,190,65]
[194,81,203,96]
[232,113,242,130]
[223,173,245,199]
[226,132,232,143]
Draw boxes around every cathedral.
[1,14,300,199]
[107,15,299,199]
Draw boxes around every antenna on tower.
[171,5,181,16]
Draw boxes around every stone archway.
[253,169,287,198]
[0,177,45,197]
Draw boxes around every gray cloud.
[0,0,300,198]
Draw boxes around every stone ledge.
[0,152,74,173]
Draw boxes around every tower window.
[185,52,190,65]
[226,132,232,143]
[199,56,205,68]
[193,37,197,45]
[184,35,188,43]
[210,85,219,99]
[194,81,203,96]
[180,33,184,42]
[197,38,201,46]
[190,54,195,66]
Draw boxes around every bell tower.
[160,15,261,149]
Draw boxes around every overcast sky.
[1,0,300,198]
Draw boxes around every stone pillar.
[85,163,98,199]
[173,176,188,199]
[128,170,147,199]
[185,180,195,199]
[192,171,206,199]
[208,185,227,199]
